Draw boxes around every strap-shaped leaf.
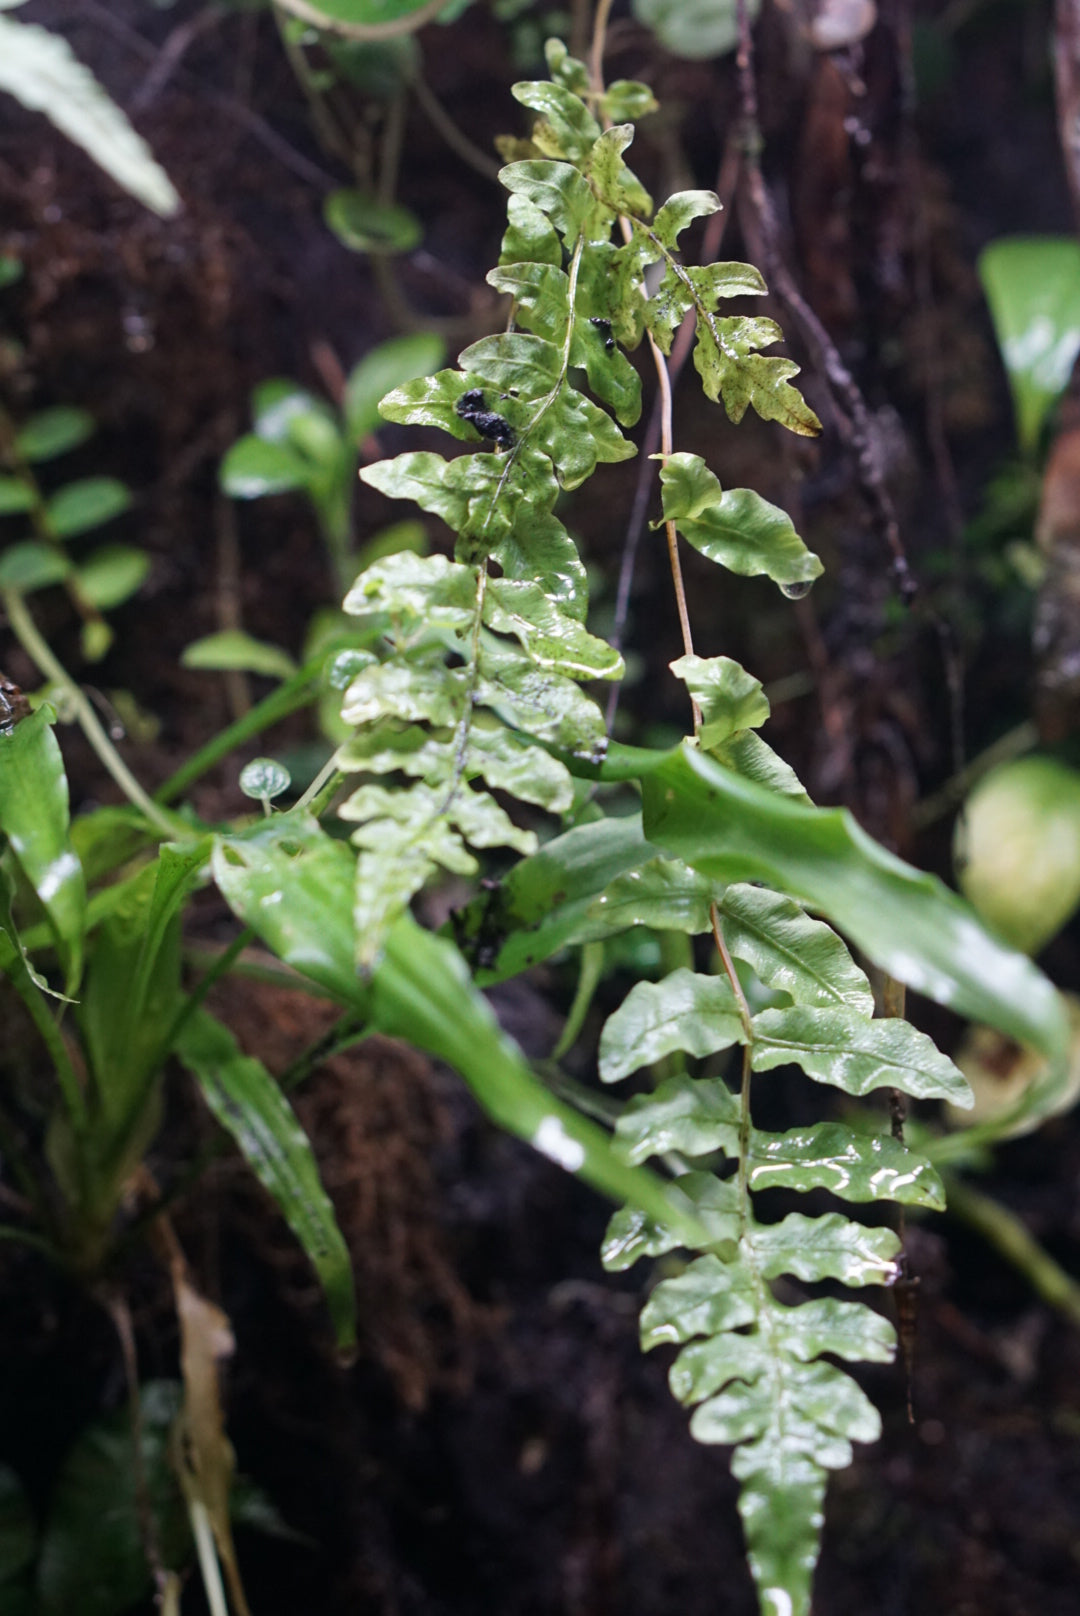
[177,1009,356,1351]
[0,707,86,990]
[750,1005,971,1105]
[212,815,714,1251]
[717,883,875,1014]
[598,968,745,1082]
[660,454,823,589]
[0,15,179,216]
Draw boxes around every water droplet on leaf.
[780,579,814,600]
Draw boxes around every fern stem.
[589,0,617,94]
[712,901,755,1229]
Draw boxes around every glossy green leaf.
[717,883,875,1014]
[36,1382,189,1616]
[484,578,623,678]
[632,0,760,58]
[177,1009,356,1350]
[751,1211,900,1286]
[0,540,71,591]
[735,1455,826,1616]
[671,653,770,746]
[585,855,718,938]
[182,630,298,681]
[220,434,312,499]
[239,757,291,802]
[660,455,823,588]
[599,968,745,1082]
[742,1121,945,1209]
[0,16,179,216]
[978,236,1080,453]
[500,159,594,244]
[616,1072,740,1163]
[15,406,94,462]
[0,475,33,514]
[0,707,86,988]
[73,543,150,609]
[345,332,446,441]
[750,1004,971,1105]
[324,187,422,254]
[45,477,130,539]
[288,0,449,24]
[602,79,659,123]
[640,1254,756,1347]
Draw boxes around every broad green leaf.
[177,1009,356,1350]
[671,653,769,746]
[0,475,33,514]
[750,1004,971,1105]
[743,1121,945,1209]
[511,78,600,161]
[660,454,823,589]
[751,1211,900,1286]
[466,715,574,811]
[622,742,1070,1077]
[585,123,652,217]
[484,578,623,679]
[344,548,478,634]
[771,1296,896,1364]
[601,79,659,123]
[376,368,482,442]
[36,1382,189,1616]
[345,332,446,441]
[476,650,608,757]
[978,236,1080,454]
[650,190,722,247]
[598,968,745,1082]
[211,815,714,1249]
[585,855,718,937]
[324,187,422,254]
[500,192,563,269]
[73,543,149,609]
[717,883,874,1013]
[340,655,464,728]
[289,0,460,25]
[220,435,312,499]
[500,160,594,244]
[0,17,179,216]
[45,477,131,539]
[632,0,760,58]
[15,406,94,462]
[181,630,298,681]
[0,540,71,591]
[640,1254,756,1347]
[0,706,85,988]
[616,1072,740,1162]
